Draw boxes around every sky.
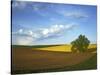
[11,1,97,45]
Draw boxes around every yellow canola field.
[88,44,97,49]
[34,44,96,52]
[35,45,72,52]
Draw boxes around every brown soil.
[12,46,95,72]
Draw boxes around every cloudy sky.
[11,1,97,45]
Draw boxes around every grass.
[64,53,97,70]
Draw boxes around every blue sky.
[12,1,97,45]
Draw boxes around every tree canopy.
[71,35,90,52]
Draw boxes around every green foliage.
[71,35,90,52]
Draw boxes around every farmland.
[34,44,71,52]
[32,44,97,52]
[11,44,97,74]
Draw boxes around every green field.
[11,44,97,74]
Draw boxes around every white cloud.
[65,12,88,18]
[18,29,23,33]
[33,4,40,11]
[16,36,33,45]
[28,30,33,35]
[41,24,75,37]
[56,10,88,19]
[12,1,27,9]
[12,28,38,40]
[42,29,49,35]
[12,24,77,45]
[12,29,36,45]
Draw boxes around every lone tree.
[71,35,90,52]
